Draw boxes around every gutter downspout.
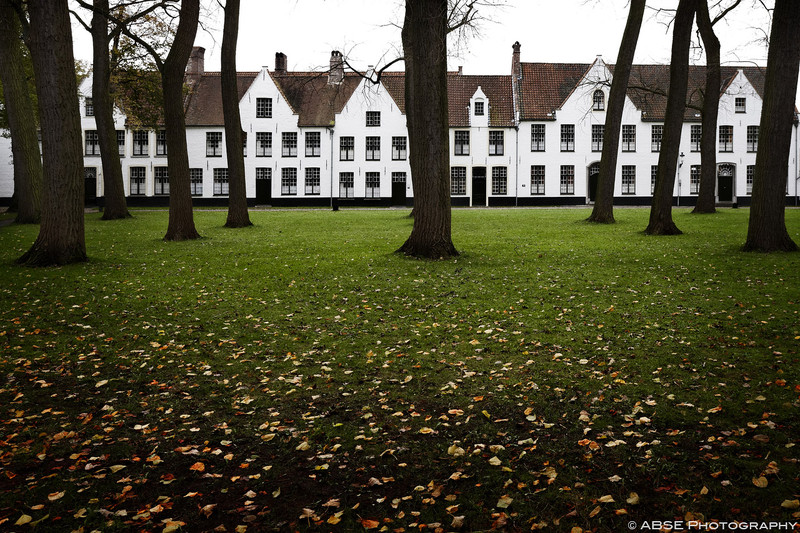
[329,127,335,210]
[515,126,519,207]
[795,117,799,206]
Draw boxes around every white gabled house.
[1,43,797,209]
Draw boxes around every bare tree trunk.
[17,0,86,265]
[0,0,41,224]
[587,0,645,224]
[162,0,200,241]
[397,0,458,259]
[645,0,696,235]
[93,0,131,220]
[743,0,799,252]
[692,0,719,214]
[222,0,251,228]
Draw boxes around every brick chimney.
[328,50,344,85]
[275,52,287,75]
[187,46,205,75]
[512,41,521,80]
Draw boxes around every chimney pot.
[275,52,287,75]
[329,50,344,85]
[187,46,205,75]
[512,41,521,80]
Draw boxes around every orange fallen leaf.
[360,518,380,529]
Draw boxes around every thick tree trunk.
[93,0,131,220]
[221,0,251,228]
[587,0,645,224]
[692,0,719,214]
[0,0,41,224]
[645,0,696,235]
[397,0,458,259]
[743,0,800,252]
[17,0,86,265]
[162,0,200,241]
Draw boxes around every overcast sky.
[71,0,798,105]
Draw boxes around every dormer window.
[474,101,484,116]
[592,90,605,111]
[735,97,746,113]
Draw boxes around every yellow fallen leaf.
[15,515,32,526]
[447,445,465,456]
[781,499,800,509]
[296,441,310,451]
[95,380,108,387]
[598,495,615,503]
[110,465,126,473]
[419,427,435,434]
[752,476,768,488]
[496,495,513,509]
[588,506,601,517]
[162,521,185,533]
[488,456,502,466]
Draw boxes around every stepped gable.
[517,63,591,120]
[377,71,515,127]
[270,71,361,127]
[183,72,259,126]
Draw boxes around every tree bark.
[692,0,719,214]
[0,0,41,224]
[17,0,86,265]
[587,0,645,224]
[221,0,251,228]
[743,0,800,252]
[645,0,696,235]
[93,0,131,220]
[162,0,200,241]
[397,0,458,259]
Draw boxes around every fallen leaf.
[496,495,513,509]
[200,504,216,517]
[781,500,800,509]
[189,462,205,472]
[360,518,380,529]
[598,495,615,503]
[15,515,32,526]
[48,491,65,501]
[752,476,768,488]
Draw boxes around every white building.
[1,44,797,208]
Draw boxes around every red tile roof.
[270,72,362,127]
[184,72,259,126]
[381,72,516,127]
[517,62,766,122]
[624,65,765,121]
[517,63,592,120]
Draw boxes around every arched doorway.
[717,164,735,202]
[587,162,600,203]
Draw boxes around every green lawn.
[1,208,799,532]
